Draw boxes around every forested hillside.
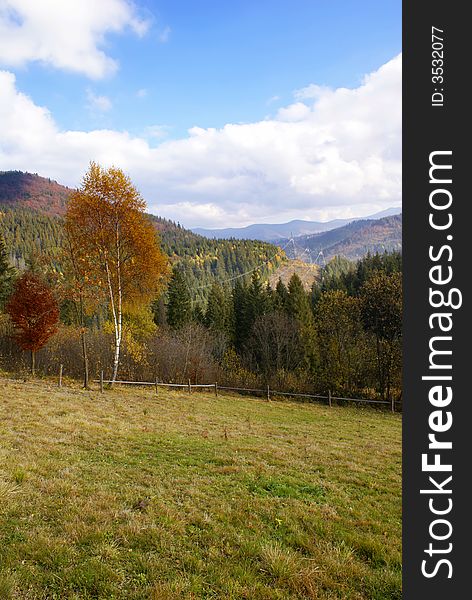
[0,173,285,303]
[0,208,63,269]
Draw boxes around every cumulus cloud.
[0,0,149,78]
[0,55,401,228]
[294,83,330,101]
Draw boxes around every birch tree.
[65,163,168,384]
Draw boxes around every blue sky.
[0,0,401,228]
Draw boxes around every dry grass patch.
[0,377,401,599]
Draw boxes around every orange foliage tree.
[6,272,59,375]
[65,162,168,384]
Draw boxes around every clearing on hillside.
[0,378,401,600]
[268,259,320,290]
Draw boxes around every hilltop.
[0,171,71,217]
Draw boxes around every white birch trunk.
[110,223,122,384]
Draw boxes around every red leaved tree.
[6,272,59,375]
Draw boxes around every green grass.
[0,377,401,599]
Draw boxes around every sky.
[0,0,401,229]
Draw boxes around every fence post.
[266,384,270,401]
[188,379,191,394]
[391,395,395,413]
[328,390,332,408]
[215,382,218,397]
[58,364,63,388]
[100,370,104,393]
[155,377,158,395]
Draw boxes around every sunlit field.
[0,377,401,599]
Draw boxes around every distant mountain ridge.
[192,207,401,241]
[284,214,402,262]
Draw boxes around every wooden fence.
[86,368,398,412]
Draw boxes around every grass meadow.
[0,377,401,599]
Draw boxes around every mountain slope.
[285,214,402,262]
[192,207,401,241]
[324,215,402,260]
[0,171,71,216]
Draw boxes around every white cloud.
[276,102,311,122]
[86,89,112,112]
[0,55,402,228]
[0,0,149,78]
[136,88,148,99]
[158,25,171,43]
[294,83,330,101]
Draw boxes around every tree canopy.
[64,162,169,382]
[6,272,59,374]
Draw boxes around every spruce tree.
[151,295,167,326]
[205,283,230,334]
[0,233,15,308]
[248,272,267,321]
[232,279,250,351]
[287,273,312,323]
[166,267,191,329]
[264,282,275,312]
[275,278,289,311]
[287,273,317,370]
[193,303,206,325]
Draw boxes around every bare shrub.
[148,323,222,383]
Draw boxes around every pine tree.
[167,267,191,329]
[193,303,206,325]
[264,282,275,312]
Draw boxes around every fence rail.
[91,369,397,411]
[94,380,216,390]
